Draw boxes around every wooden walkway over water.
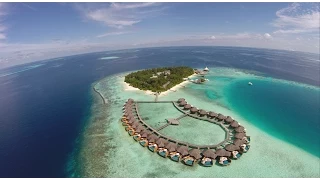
[132,101,233,150]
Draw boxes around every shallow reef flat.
[75,67,320,178]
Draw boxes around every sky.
[0,2,319,69]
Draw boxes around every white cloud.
[0,33,5,39]
[110,2,158,10]
[210,35,216,39]
[272,3,320,34]
[0,3,8,40]
[96,31,132,38]
[264,33,272,39]
[75,2,164,29]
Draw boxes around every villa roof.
[189,149,202,159]
[233,139,246,147]
[225,144,240,152]
[134,125,144,133]
[225,116,234,123]
[184,104,192,109]
[235,126,245,133]
[156,138,168,148]
[234,133,246,139]
[165,142,177,152]
[140,130,151,138]
[127,118,136,124]
[202,149,217,159]
[215,149,231,157]
[125,112,133,117]
[190,107,198,113]
[230,121,240,128]
[147,134,158,143]
[217,114,226,120]
[178,98,185,102]
[199,109,207,115]
[127,98,134,103]
[167,118,179,125]
[131,121,140,129]
[179,101,187,106]
[208,111,218,117]
[177,146,189,156]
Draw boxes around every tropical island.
[124,66,195,92]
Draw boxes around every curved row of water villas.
[177,98,251,143]
[122,98,250,167]
[123,117,250,167]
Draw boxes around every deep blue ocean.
[0,46,319,177]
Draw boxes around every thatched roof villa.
[178,98,185,103]
[224,116,234,124]
[190,107,198,114]
[201,149,217,167]
[217,114,227,121]
[235,126,245,133]
[184,104,192,110]
[198,109,207,117]
[230,120,240,128]
[208,111,218,118]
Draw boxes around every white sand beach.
[122,73,197,97]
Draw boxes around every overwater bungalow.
[207,111,218,118]
[125,117,136,126]
[183,149,202,166]
[240,143,250,153]
[201,149,217,167]
[217,114,227,121]
[234,132,246,139]
[139,131,151,147]
[233,139,246,147]
[198,109,207,117]
[126,121,139,132]
[158,141,173,158]
[225,144,242,159]
[243,136,251,144]
[184,104,192,110]
[190,107,198,114]
[178,98,185,103]
[147,134,159,152]
[133,125,145,140]
[123,105,132,111]
[127,98,134,103]
[224,116,234,124]
[215,149,232,166]
[166,142,178,161]
[230,121,240,128]
[129,124,143,136]
[234,126,245,133]
[177,145,189,160]
[156,138,168,157]
[179,101,187,107]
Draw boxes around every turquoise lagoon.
[76,67,320,178]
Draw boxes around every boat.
[248,82,253,85]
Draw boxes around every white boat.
[248,82,253,86]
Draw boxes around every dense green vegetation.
[125,66,194,92]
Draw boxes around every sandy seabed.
[73,67,320,178]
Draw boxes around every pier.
[93,85,106,104]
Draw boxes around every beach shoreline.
[121,73,197,98]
